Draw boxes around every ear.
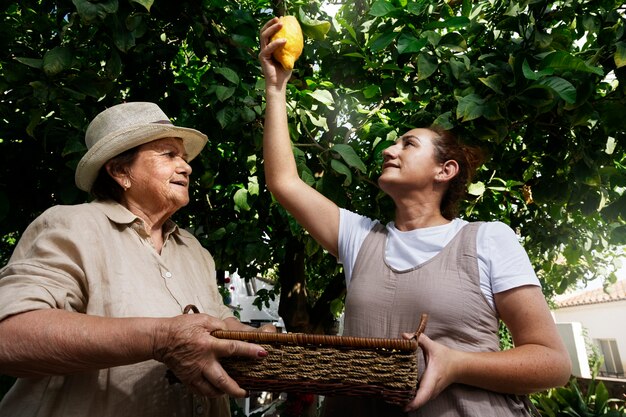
[104,161,128,189]
[435,160,459,183]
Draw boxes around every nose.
[382,143,399,160]
[178,158,192,175]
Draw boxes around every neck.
[123,201,171,253]
[393,202,450,231]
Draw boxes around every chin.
[377,175,392,192]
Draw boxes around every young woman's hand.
[401,332,462,411]
[259,17,292,91]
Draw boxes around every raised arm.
[259,18,340,257]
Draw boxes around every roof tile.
[555,280,626,308]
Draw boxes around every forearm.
[0,309,160,377]
[263,86,301,197]
[451,344,571,394]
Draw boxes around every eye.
[165,150,181,159]
[402,138,415,148]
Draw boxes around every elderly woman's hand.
[152,312,267,398]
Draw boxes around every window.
[594,338,625,378]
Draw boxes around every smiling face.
[377,128,444,195]
[123,137,192,219]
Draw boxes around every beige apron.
[322,222,530,417]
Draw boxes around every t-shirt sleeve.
[478,221,540,294]
[338,208,378,286]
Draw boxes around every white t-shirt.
[338,208,540,309]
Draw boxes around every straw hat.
[75,102,208,192]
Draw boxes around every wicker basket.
[209,310,428,406]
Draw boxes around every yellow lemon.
[271,16,304,70]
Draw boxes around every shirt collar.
[91,199,179,237]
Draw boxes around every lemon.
[271,16,304,70]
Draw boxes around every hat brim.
[75,124,208,192]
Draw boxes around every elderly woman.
[259,18,571,417]
[0,102,270,417]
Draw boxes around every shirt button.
[164,271,172,278]
[195,405,203,414]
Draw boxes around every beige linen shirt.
[0,200,233,417]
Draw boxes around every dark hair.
[90,147,139,202]
[429,126,484,220]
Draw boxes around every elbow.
[555,354,573,387]
[542,349,572,390]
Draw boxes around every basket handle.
[182,304,428,352]
[183,304,200,314]
[411,313,429,341]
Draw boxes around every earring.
[124,179,131,190]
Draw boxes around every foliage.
[532,377,625,416]
[300,0,626,300]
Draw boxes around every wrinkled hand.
[257,323,278,333]
[401,332,459,412]
[259,17,292,89]
[153,313,267,398]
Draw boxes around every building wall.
[553,300,626,377]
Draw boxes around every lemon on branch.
[271,16,304,70]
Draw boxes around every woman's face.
[377,128,443,194]
[125,137,192,217]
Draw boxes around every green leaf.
[615,41,626,68]
[330,159,352,186]
[111,16,135,52]
[479,75,504,94]
[518,85,556,112]
[522,59,555,80]
[307,111,329,130]
[540,51,604,76]
[216,107,237,129]
[106,50,122,79]
[331,144,366,173]
[43,47,72,76]
[298,8,331,40]
[468,181,486,196]
[369,31,397,52]
[129,0,152,11]
[363,84,381,99]
[538,76,576,104]
[307,89,334,106]
[594,382,609,412]
[13,57,43,69]
[417,53,438,80]
[438,32,467,51]
[397,33,427,54]
[456,94,486,122]
[214,67,240,85]
[605,136,616,154]
[72,0,118,22]
[216,85,235,101]
[424,16,470,30]
[369,0,397,17]
[407,0,429,15]
[240,107,256,123]
[233,188,250,211]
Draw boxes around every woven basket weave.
[209,309,428,406]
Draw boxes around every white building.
[552,279,626,379]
